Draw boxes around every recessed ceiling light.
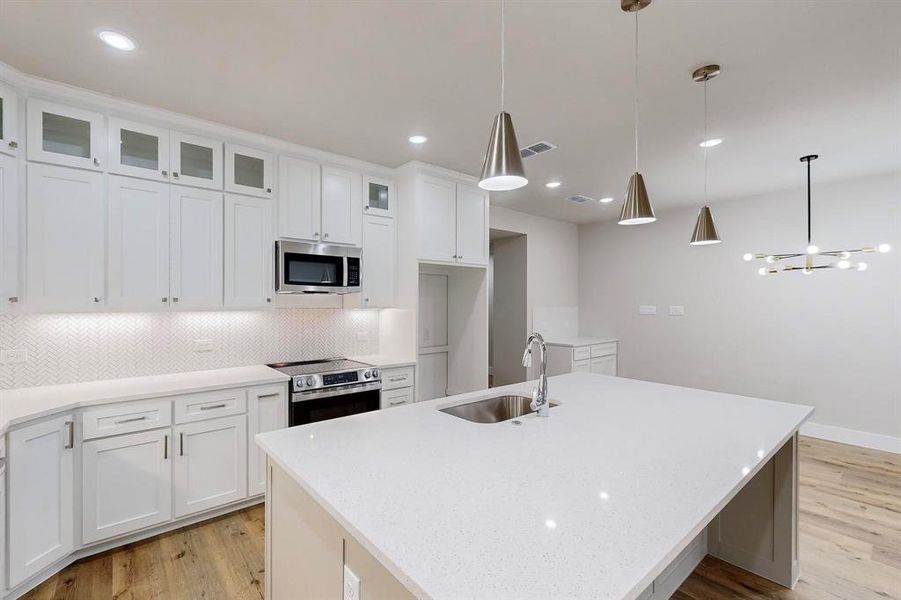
[408,135,428,144]
[545,181,561,189]
[599,197,614,204]
[699,138,723,148]
[98,30,136,51]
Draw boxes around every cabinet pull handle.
[173,172,180,179]
[7,296,17,303]
[64,421,74,449]
[164,434,169,460]
[389,400,406,406]
[200,403,227,411]
[115,415,148,424]
[161,297,168,303]
[313,232,319,237]
[323,233,329,239]
[389,376,406,382]
[258,393,280,399]
[93,157,100,166]
[457,255,463,260]
[162,170,168,177]
[172,297,179,303]
[179,432,184,456]
[93,296,102,303]
[8,141,17,149]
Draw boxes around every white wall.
[579,171,901,444]
[491,234,527,385]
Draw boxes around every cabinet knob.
[172,297,179,303]
[266,187,272,193]
[364,297,370,303]
[161,297,168,303]
[313,232,319,237]
[458,255,463,260]
[173,172,180,179]
[323,233,329,239]
[266,297,272,303]
[7,296,18,303]
[452,255,458,259]
[93,296,101,303]
[364,205,369,211]
[162,170,168,177]
[8,141,17,149]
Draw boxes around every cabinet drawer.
[590,342,617,358]
[572,360,591,374]
[381,366,414,390]
[173,388,247,424]
[572,346,591,361]
[381,387,414,409]
[82,400,172,440]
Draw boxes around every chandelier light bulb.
[757,267,767,276]
[743,253,754,262]
[857,262,868,271]
[806,244,819,255]
[837,260,851,269]
[765,255,775,264]
[839,251,851,259]
[802,268,813,275]
[878,243,891,253]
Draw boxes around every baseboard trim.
[801,421,901,454]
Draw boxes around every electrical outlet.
[343,565,360,600]
[192,339,215,353]
[639,305,657,315]
[669,305,685,316]
[1,348,28,364]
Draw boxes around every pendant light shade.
[618,172,656,225]
[689,206,720,245]
[479,111,527,191]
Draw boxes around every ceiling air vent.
[566,195,594,204]
[520,140,557,159]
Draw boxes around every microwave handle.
[343,256,349,287]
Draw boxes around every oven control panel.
[293,368,381,392]
[323,371,358,387]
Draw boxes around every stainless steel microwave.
[275,240,361,294]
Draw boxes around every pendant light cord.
[703,78,708,204]
[807,158,812,245]
[634,11,639,172]
[500,0,506,112]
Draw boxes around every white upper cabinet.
[363,175,394,218]
[170,131,223,190]
[225,194,273,308]
[81,429,172,545]
[7,414,75,588]
[454,182,489,266]
[170,186,224,309]
[27,163,105,311]
[361,215,396,308]
[0,80,19,156]
[108,117,170,181]
[248,384,288,496]
[107,176,170,310]
[277,155,321,241]
[0,153,19,308]
[27,99,105,170]
[225,143,273,198]
[321,165,362,245]
[416,175,457,262]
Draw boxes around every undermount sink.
[440,395,559,423]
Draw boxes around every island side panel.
[707,432,799,588]
[267,460,416,600]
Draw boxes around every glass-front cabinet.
[27,99,105,170]
[225,143,273,198]
[363,175,394,218]
[108,118,170,181]
[170,132,223,190]
[0,81,19,157]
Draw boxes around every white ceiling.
[1,1,899,224]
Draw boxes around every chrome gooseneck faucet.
[521,332,550,417]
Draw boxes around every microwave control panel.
[347,257,360,287]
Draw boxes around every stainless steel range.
[267,359,381,427]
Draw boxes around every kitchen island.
[256,373,813,600]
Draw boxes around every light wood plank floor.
[24,437,900,600]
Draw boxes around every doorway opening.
[489,228,527,387]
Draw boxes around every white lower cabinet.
[572,360,591,374]
[82,429,172,544]
[173,414,248,518]
[248,384,288,496]
[7,414,75,588]
[381,387,414,409]
[590,355,617,376]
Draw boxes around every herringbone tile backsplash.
[0,309,379,390]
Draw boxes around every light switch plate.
[669,305,685,316]
[343,565,361,600]
[639,305,657,315]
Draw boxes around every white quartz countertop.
[0,365,289,435]
[257,373,813,600]
[545,336,618,347]
[347,354,417,369]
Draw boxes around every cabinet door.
[363,175,394,218]
[455,182,489,266]
[107,175,170,310]
[82,429,172,544]
[248,384,287,496]
[173,415,247,518]
[590,355,617,376]
[8,414,74,588]
[321,165,361,245]
[225,143,273,198]
[224,194,273,307]
[0,80,19,156]
[27,99,104,170]
[0,153,19,308]
[27,163,104,311]
[416,175,456,262]
[361,215,395,308]
[170,186,223,308]
[277,156,321,241]
[170,131,223,190]
[108,117,170,181]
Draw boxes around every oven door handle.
[292,381,382,402]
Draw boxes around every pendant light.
[479,0,527,191]
[618,0,656,225]
[689,64,722,245]
[744,155,891,275]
